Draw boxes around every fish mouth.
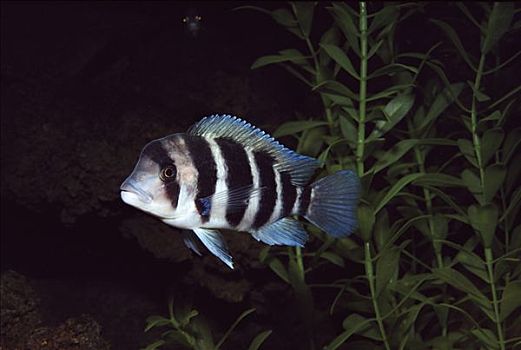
[120,179,153,204]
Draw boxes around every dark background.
[1,1,519,350]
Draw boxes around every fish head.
[182,8,202,37]
[120,136,188,220]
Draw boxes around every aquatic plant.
[142,298,271,350]
[243,2,520,349]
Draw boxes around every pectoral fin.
[192,228,234,269]
[182,230,202,256]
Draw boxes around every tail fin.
[303,170,360,237]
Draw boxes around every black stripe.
[252,151,276,229]
[143,140,180,208]
[281,171,297,217]
[299,186,312,216]
[215,138,253,226]
[165,182,180,209]
[143,140,171,168]
[185,135,217,221]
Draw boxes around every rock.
[23,315,110,350]
[0,270,42,348]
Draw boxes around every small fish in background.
[182,8,202,38]
[120,115,360,268]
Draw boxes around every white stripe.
[204,137,230,228]
[237,148,260,231]
[162,135,201,229]
[267,169,283,224]
[292,187,303,215]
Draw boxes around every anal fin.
[250,217,308,247]
[192,228,234,269]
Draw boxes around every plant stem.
[471,51,505,350]
[485,247,505,350]
[410,124,444,269]
[356,1,368,177]
[365,242,391,350]
[470,54,486,190]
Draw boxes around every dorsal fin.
[188,115,319,186]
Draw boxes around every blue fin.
[192,228,234,269]
[182,230,202,256]
[304,170,360,237]
[250,217,308,246]
[188,115,319,186]
[198,184,265,215]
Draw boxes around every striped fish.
[120,115,360,268]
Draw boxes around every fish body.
[120,115,360,268]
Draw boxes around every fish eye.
[182,17,187,23]
[160,165,176,181]
[196,16,202,21]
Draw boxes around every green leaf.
[368,5,399,35]
[371,140,416,174]
[144,315,171,332]
[329,3,360,56]
[366,84,414,102]
[456,247,488,283]
[468,204,498,248]
[292,2,315,37]
[369,94,414,140]
[179,310,199,327]
[470,328,499,350]
[481,128,504,165]
[357,204,375,242]
[248,330,273,350]
[321,251,345,267]
[483,164,506,203]
[142,340,166,350]
[467,80,491,102]
[339,115,357,144]
[162,330,195,348]
[376,245,401,296]
[461,169,482,203]
[418,83,465,132]
[367,39,383,60]
[374,173,424,214]
[482,2,515,54]
[341,313,378,340]
[300,126,327,157]
[413,173,465,188]
[271,8,297,27]
[313,80,358,101]
[432,214,448,240]
[323,93,353,107]
[267,257,289,284]
[431,19,476,71]
[503,127,521,164]
[216,309,256,349]
[251,49,308,69]
[457,139,478,168]
[374,209,390,250]
[368,63,419,80]
[433,267,490,306]
[371,139,456,175]
[479,110,502,124]
[273,120,328,137]
[319,27,341,66]
[507,153,521,194]
[500,280,521,321]
[320,44,359,79]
